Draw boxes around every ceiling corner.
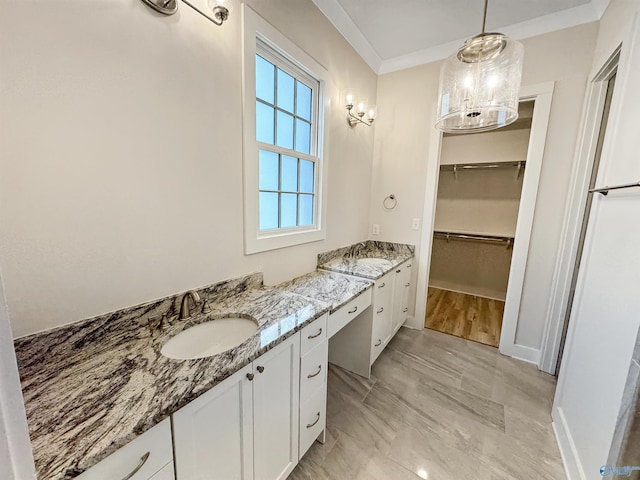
[311,0,383,74]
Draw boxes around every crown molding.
[313,0,611,75]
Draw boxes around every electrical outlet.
[372,224,380,235]
[412,218,420,230]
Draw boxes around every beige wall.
[371,22,599,351]
[0,0,377,337]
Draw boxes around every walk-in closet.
[426,101,534,347]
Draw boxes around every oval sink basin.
[161,317,258,360]
[355,258,392,266]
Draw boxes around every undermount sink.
[355,258,392,266]
[161,317,258,360]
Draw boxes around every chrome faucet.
[179,290,201,320]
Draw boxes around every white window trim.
[242,5,330,254]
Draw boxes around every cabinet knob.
[405,283,411,287]
[256,366,265,374]
[378,283,386,289]
[121,452,150,480]
[375,339,382,347]
[246,373,254,381]
[376,307,384,314]
[402,308,409,313]
[396,269,401,273]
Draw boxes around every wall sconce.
[345,92,376,127]
[141,0,231,26]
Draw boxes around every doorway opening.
[425,101,534,348]
[554,63,618,374]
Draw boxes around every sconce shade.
[435,33,524,134]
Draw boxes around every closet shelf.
[440,160,525,180]
[433,230,514,249]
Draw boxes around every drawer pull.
[378,283,386,289]
[405,283,411,287]
[396,269,401,273]
[407,264,412,268]
[307,328,323,339]
[307,365,322,379]
[246,373,254,381]
[256,366,265,374]
[402,308,409,313]
[306,412,321,429]
[375,339,382,347]
[348,306,358,314]
[377,307,384,314]
[121,452,150,480]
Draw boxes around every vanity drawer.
[77,418,173,480]
[327,288,372,338]
[374,271,393,298]
[299,385,327,460]
[300,314,328,356]
[300,340,328,403]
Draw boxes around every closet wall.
[429,103,533,301]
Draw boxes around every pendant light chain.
[481,0,488,34]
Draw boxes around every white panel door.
[252,333,300,480]
[173,364,254,480]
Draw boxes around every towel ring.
[383,194,397,210]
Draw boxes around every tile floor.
[289,328,564,480]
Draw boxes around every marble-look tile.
[277,270,373,314]
[13,274,331,479]
[355,456,424,480]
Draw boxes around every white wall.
[371,23,598,351]
[0,0,377,338]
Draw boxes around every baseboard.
[498,343,541,364]
[552,405,586,480]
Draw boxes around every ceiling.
[311,0,610,74]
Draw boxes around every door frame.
[412,82,554,365]
[539,51,621,375]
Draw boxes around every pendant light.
[435,0,524,134]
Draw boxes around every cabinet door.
[392,266,405,334]
[253,333,300,480]
[173,364,253,480]
[401,261,413,318]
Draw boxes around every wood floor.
[425,287,504,348]
[289,328,562,480]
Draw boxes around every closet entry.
[426,101,534,348]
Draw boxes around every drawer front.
[300,313,328,356]
[149,462,175,480]
[299,386,327,460]
[300,340,328,403]
[77,418,173,480]
[327,288,372,338]
[374,272,393,299]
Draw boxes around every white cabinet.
[298,315,328,459]
[392,260,413,335]
[173,333,300,480]
[370,270,394,365]
[253,334,300,480]
[172,364,254,480]
[77,418,174,480]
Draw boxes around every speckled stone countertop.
[276,270,373,314]
[13,273,330,479]
[317,240,415,280]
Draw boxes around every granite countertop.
[317,241,415,280]
[276,270,373,314]
[14,275,330,479]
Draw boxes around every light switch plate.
[372,224,380,235]
[411,218,420,230]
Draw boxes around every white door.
[252,333,300,480]
[173,364,254,480]
[553,11,640,479]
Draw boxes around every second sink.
[161,316,258,360]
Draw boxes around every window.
[243,8,328,254]
[255,46,319,231]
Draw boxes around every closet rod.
[589,180,640,196]
[433,230,514,248]
[440,160,525,170]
